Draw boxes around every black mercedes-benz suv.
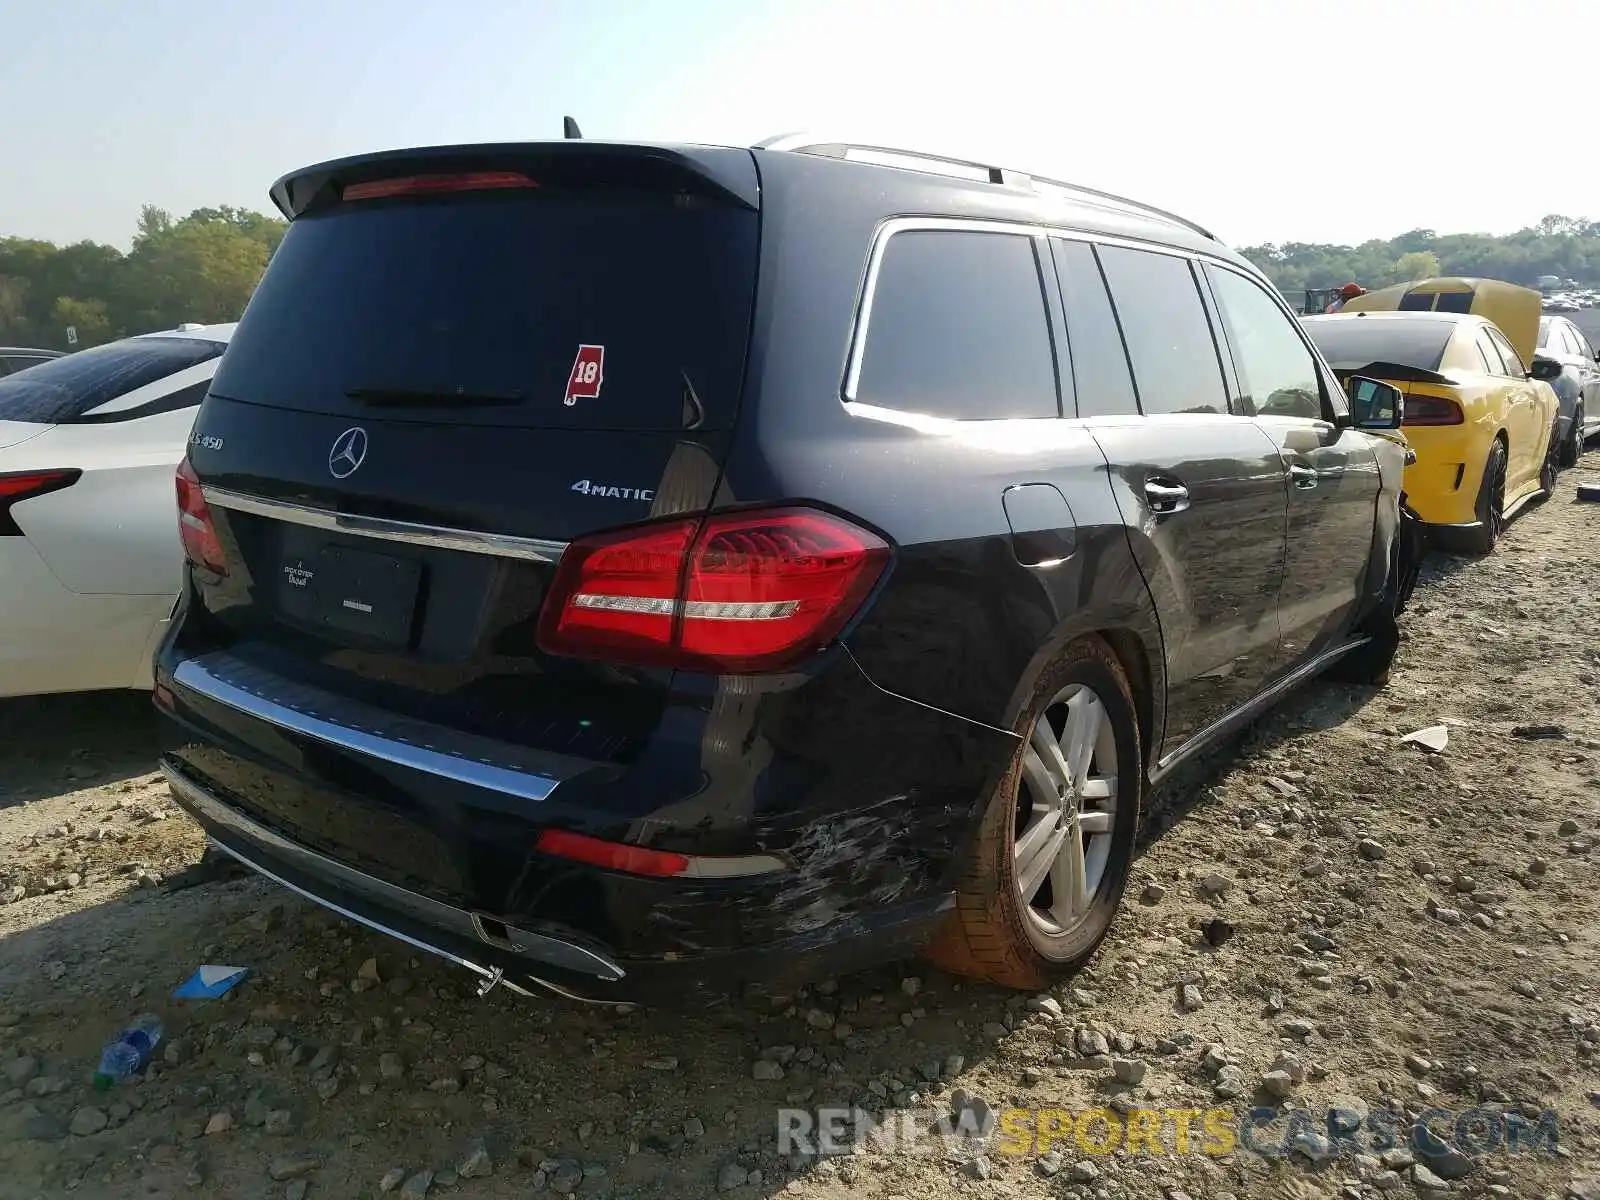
[155,133,1413,1006]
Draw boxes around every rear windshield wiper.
[344,386,524,407]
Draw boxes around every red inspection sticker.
[565,344,606,407]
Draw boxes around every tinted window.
[1487,327,1525,376]
[214,192,759,432]
[1096,246,1227,416]
[1207,266,1324,420]
[856,230,1058,420]
[1302,318,1454,373]
[0,338,222,424]
[1050,239,1139,417]
[2,355,50,376]
[1433,292,1473,314]
[1573,326,1596,359]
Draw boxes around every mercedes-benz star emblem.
[328,427,368,479]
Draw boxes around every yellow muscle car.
[1303,278,1562,553]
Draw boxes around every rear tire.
[922,636,1142,990]
[1461,438,1507,555]
[1538,419,1560,499]
[1560,405,1584,468]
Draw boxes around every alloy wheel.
[1487,450,1506,542]
[1012,683,1119,947]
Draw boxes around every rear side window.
[212,192,759,432]
[854,230,1058,420]
[1303,318,1454,373]
[1096,246,1228,416]
[1206,266,1324,420]
[1050,239,1139,418]
[0,338,222,424]
[1487,327,1525,376]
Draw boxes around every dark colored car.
[154,135,1413,1007]
[1537,315,1600,465]
[0,347,64,376]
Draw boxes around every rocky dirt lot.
[2,462,1599,1200]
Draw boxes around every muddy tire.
[922,636,1142,990]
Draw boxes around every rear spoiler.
[268,142,761,220]
[1332,361,1459,388]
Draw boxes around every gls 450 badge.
[571,479,655,501]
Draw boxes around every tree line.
[4,206,1598,352]
[1241,215,1600,295]
[0,206,285,351]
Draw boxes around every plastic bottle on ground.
[92,1014,164,1091]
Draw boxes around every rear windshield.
[212,192,759,431]
[0,337,223,424]
[1302,318,1454,373]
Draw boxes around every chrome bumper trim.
[171,654,564,803]
[202,487,569,565]
[166,764,624,982]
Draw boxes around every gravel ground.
[2,455,1598,1200]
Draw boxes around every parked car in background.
[0,323,233,697]
[0,347,64,376]
[1303,303,1560,554]
[155,135,1414,1007]
[1537,314,1600,464]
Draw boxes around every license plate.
[304,545,423,647]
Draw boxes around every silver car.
[1537,315,1600,465]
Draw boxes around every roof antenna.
[563,116,583,140]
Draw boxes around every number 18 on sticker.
[565,344,605,407]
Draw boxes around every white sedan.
[0,323,234,697]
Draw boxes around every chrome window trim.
[202,487,569,565]
[842,216,1256,416]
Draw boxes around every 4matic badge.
[571,479,654,502]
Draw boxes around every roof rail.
[753,133,1217,242]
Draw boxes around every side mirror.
[1530,355,1564,382]
[1346,376,1404,430]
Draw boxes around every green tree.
[1394,250,1441,281]
[50,296,112,347]
[0,203,286,349]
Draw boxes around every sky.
[7,0,1599,250]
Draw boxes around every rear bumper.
[155,637,1016,1006]
[1401,427,1480,526]
[164,755,958,1006]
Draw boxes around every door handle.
[1143,478,1190,515]
[1289,463,1319,489]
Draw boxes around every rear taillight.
[341,172,538,202]
[537,508,891,673]
[175,460,228,576]
[0,470,80,536]
[1401,395,1464,426]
